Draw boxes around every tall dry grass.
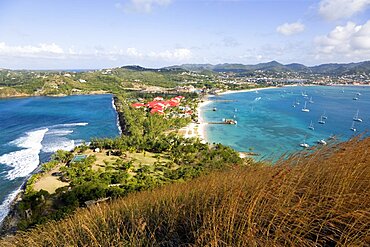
[2,137,370,246]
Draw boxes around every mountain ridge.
[164,60,370,75]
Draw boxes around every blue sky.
[0,0,370,69]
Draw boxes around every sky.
[0,0,370,69]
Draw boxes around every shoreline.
[0,94,123,236]
[217,86,278,96]
[0,91,111,100]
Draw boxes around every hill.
[169,60,370,75]
[2,137,369,246]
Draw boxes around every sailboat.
[309,97,314,103]
[322,111,328,120]
[350,121,356,132]
[353,110,363,122]
[301,101,309,112]
[317,139,327,145]
[302,91,308,97]
[318,115,326,124]
[308,121,314,130]
[300,136,309,148]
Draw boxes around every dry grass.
[2,138,370,246]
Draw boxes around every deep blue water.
[202,86,370,159]
[0,94,120,223]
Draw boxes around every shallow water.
[202,86,370,159]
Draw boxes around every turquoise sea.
[202,86,370,159]
[0,94,120,223]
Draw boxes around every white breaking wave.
[45,129,74,136]
[0,128,48,180]
[41,138,75,153]
[111,98,117,111]
[0,187,22,225]
[112,98,122,134]
[54,122,88,128]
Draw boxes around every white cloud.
[276,22,305,36]
[319,0,370,21]
[314,20,370,61]
[0,42,64,57]
[119,0,172,13]
[127,48,191,61]
[126,47,143,57]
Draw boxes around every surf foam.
[54,122,88,128]
[0,128,48,180]
[0,186,22,225]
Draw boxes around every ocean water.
[202,86,370,159]
[0,94,120,223]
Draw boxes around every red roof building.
[150,108,164,114]
[131,103,145,109]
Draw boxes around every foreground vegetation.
[2,137,369,246]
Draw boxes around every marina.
[201,86,370,159]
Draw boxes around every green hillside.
[1,137,369,246]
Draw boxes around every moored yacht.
[317,139,327,145]
[353,110,363,122]
[318,115,325,124]
[301,101,309,112]
[300,137,309,148]
[308,121,314,130]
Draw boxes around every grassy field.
[2,137,369,246]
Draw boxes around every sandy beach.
[217,86,278,95]
[179,99,212,143]
[180,87,278,142]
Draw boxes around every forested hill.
[168,60,370,75]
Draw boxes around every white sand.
[217,86,278,95]
[180,99,212,143]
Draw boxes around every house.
[132,103,145,109]
[153,96,164,101]
[150,107,164,115]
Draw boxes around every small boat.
[318,115,326,124]
[317,139,327,145]
[353,110,363,122]
[329,134,336,140]
[357,92,361,96]
[213,107,217,111]
[302,91,308,97]
[301,101,310,112]
[309,97,314,103]
[350,122,356,132]
[322,111,328,120]
[353,97,359,100]
[222,118,237,125]
[295,99,300,105]
[234,108,238,112]
[308,121,314,130]
[292,102,296,108]
[300,137,309,148]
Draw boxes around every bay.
[0,94,120,223]
[202,86,370,159]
